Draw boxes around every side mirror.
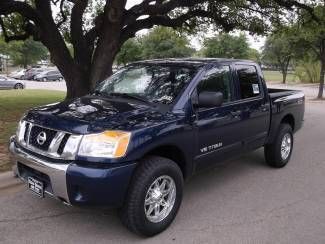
[198,91,223,108]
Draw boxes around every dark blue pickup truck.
[9,58,305,236]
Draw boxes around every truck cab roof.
[133,58,257,67]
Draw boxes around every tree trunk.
[64,68,92,99]
[89,1,126,88]
[281,58,291,84]
[282,69,287,84]
[317,59,325,99]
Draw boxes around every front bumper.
[9,137,136,207]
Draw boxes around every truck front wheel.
[264,123,293,168]
[120,156,183,236]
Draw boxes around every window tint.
[236,65,261,99]
[197,66,232,102]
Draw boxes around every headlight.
[78,131,131,158]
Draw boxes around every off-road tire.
[264,123,293,168]
[120,156,183,237]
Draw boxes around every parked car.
[9,58,305,236]
[23,68,46,80]
[9,69,26,80]
[0,75,25,89]
[34,69,64,81]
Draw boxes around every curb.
[0,171,21,190]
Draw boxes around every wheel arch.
[281,114,295,131]
[142,144,190,180]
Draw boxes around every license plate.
[27,177,44,198]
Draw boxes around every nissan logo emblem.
[36,131,47,145]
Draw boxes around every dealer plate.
[27,177,44,198]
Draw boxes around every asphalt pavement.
[0,101,324,243]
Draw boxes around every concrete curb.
[0,171,21,190]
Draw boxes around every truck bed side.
[266,88,305,144]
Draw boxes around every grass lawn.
[263,70,298,83]
[0,89,65,172]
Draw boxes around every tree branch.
[121,9,237,42]
[0,17,32,42]
[70,0,88,56]
[56,0,68,28]
[0,0,41,24]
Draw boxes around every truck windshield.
[95,64,197,105]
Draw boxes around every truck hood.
[24,95,174,134]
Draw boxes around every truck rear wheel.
[120,156,183,236]
[264,123,293,168]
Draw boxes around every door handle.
[230,111,241,117]
[260,105,268,112]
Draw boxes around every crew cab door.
[234,64,270,149]
[192,65,244,171]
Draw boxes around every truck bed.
[266,88,305,144]
[268,88,303,100]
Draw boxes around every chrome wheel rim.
[281,133,292,160]
[144,175,176,223]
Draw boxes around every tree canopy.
[115,38,142,66]
[0,0,317,98]
[293,5,325,98]
[141,27,193,59]
[0,37,48,68]
[262,30,295,84]
[116,27,193,65]
[202,33,250,59]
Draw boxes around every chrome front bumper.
[9,136,71,204]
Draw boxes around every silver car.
[0,75,25,89]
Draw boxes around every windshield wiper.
[107,92,151,104]
[93,90,104,96]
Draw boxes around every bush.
[294,61,320,83]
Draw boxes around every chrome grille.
[29,126,57,151]
[57,134,70,155]
[16,121,81,160]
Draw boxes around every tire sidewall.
[126,158,183,236]
[15,84,23,89]
[276,125,294,166]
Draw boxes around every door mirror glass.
[198,91,223,108]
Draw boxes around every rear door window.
[236,65,261,99]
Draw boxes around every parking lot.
[0,100,324,243]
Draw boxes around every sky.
[125,0,267,51]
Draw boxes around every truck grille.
[29,126,57,151]
[21,122,74,158]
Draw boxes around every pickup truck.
[9,58,305,236]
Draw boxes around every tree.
[202,33,250,59]
[262,31,294,84]
[141,27,193,59]
[116,38,142,66]
[248,48,261,63]
[116,27,194,65]
[294,54,321,84]
[5,38,48,68]
[293,5,325,99]
[0,0,316,99]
